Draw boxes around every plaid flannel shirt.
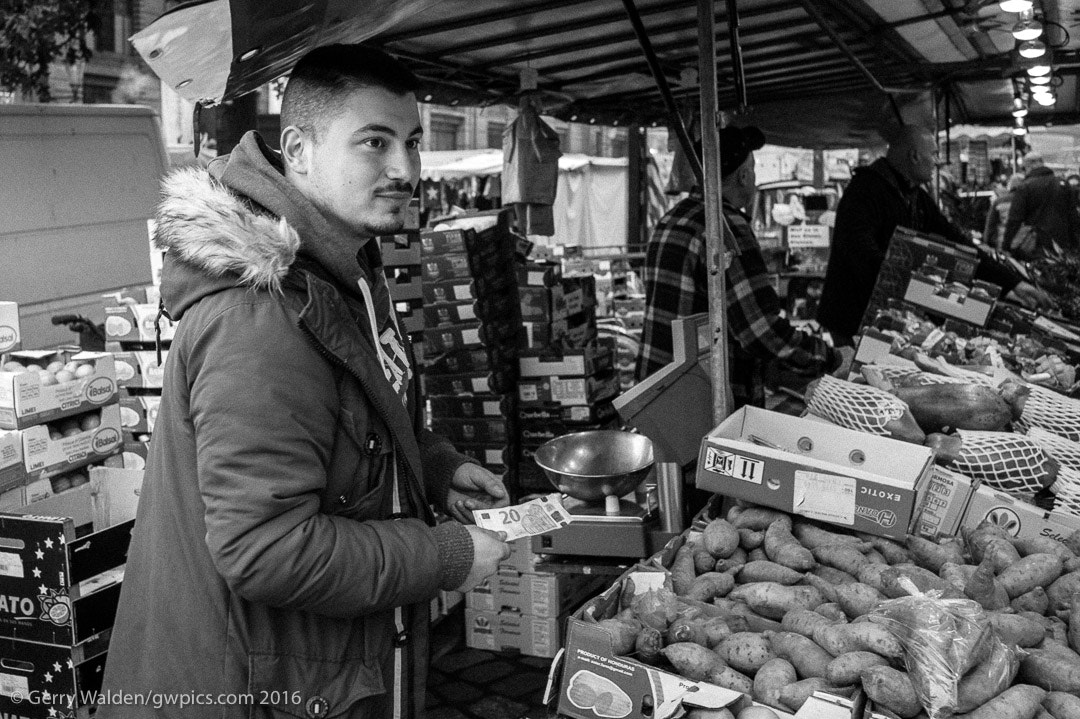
[636,189,837,409]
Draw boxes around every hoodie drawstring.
[356,277,395,383]
[154,298,170,366]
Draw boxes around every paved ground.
[426,607,557,719]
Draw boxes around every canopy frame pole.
[795,0,904,124]
[697,0,731,424]
[619,0,704,187]
[724,0,748,113]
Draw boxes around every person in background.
[99,45,509,719]
[983,172,1025,250]
[817,126,1048,346]
[637,125,850,410]
[1004,153,1080,258]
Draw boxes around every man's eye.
[406,138,421,150]
[364,138,386,148]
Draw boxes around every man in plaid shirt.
[637,125,846,409]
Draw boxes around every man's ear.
[280,125,309,176]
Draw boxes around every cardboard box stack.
[0,347,124,510]
[421,211,524,498]
[464,537,606,657]
[518,271,621,494]
[0,301,20,355]
[0,466,141,719]
[380,198,425,339]
[102,286,168,472]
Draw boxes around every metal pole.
[934,86,941,201]
[698,0,731,425]
[724,0,748,113]
[620,0,704,187]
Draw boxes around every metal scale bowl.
[532,430,657,557]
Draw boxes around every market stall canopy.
[132,0,1080,147]
[420,149,627,180]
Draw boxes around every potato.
[816,603,847,622]
[963,520,1012,564]
[781,609,840,639]
[764,630,832,679]
[738,560,804,585]
[672,544,700,595]
[1016,535,1076,564]
[1064,528,1080,556]
[1044,691,1080,719]
[940,562,975,593]
[667,618,709,647]
[696,549,720,574]
[860,666,922,718]
[834,582,885,620]
[764,520,815,571]
[957,639,1020,712]
[812,544,868,577]
[801,573,837,604]
[716,548,748,574]
[955,684,1046,719]
[882,564,954,598]
[792,521,869,550]
[826,651,888,685]
[703,518,741,559]
[717,632,776,674]
[1012,587,1050,615]
[739,529,766,550]
[999,554,1064,598]
[858,533,912,565]
[865,549,888,565]
[686,709,735,719]
[1047,572,1080,613]
[991,613,1049,648]
[706,665,753,695]
[731,506,791,531]
[906,534,964,572]
[662,642,726,682]
[632,587,680,630]
[859,563,890,593]
[966,558,1011,611]
[1019,647,1080,692]
[596,617,641,655]
[984,538,1024,573]
[1069,595,1080,655]
[779,678,853,713]
[686,572,736,602]
[736,708,781,719]
[635,626,664,664]
[753,657,797,709]
[814,622,903,659]
[729,582,823,620]
[747,548,767,562]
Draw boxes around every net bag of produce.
[868,585,1018,719]
[868,365,970,387]
[1013,385,1080,442]
[1026,426,1080,470]
[947,429,1059,494]
[805,375,924,442]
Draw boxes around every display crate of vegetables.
[554,495,1080,719]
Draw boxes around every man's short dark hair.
[281,44,420,140]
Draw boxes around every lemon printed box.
[0,351,118,429]
[104,303,175,343]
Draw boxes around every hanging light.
[1018,39,1047,58]
[1031,83,1052,95]
[1027,64,1052,77]
[1013,116,1028,135]
[1000,0,1033,11]
[1012,12,1043,41]
[1034,92,1057,106]
[1012,97,1029,117]
[1030,74,1052,85]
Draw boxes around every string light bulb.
[1027,64,1052,77]
[1000,0,1033,11]
[1018,39,1047,58]
[1012,97,1029,117]
[1034,92,1057,106]
[1030,74,1052,85]
[1012,11,1043,40]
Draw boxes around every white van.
[1,103,167,349]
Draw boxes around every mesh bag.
[806,374,909,436]
[1014,385,1080,443]
[949,429,1056,493]
[1026,426,1080,472]
[869,366,967,386]
[1051,465,1080,498]
[1053,482,1080,518]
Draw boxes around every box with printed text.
[0,351,118,429]
[0,301,20,354]
[104,303,175,343]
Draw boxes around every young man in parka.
[98,45,510,719]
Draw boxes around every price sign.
[786,224,830,249]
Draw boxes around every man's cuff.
[433,521,474,591]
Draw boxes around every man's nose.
[385,144,416,180]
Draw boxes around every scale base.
[531,498,655,558]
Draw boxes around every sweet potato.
[834,582,886,620]
[1019,647,1080,692]
[1047,571,1080,613]
[991,613,1048,648]
[686,572,736,602]
[816,602,847,622]
[747,548,767,562]
[906,534,963,572]
[703,518,741,559]
[635,626,664,664]
[966,557,1011,611]
[765,630,832,679]
[857,533,912,565]
[764,520,815,571]
[802,573,838,604]
[860,666,922,718]
[792,521,869,550]
[672,544,699,595]
[826,651,888,685]
[686,709,735,719]
[957,639,1021,713]
[1016,535,1076,565]
[696,549,720,575]
[729,582,824,620]
[891,382,1013,433]
[940,562,976,593]
[983,538,1023,574]
[858,563,890,594]
[781,609,840,639]
[1064,528,1080,556]
[881,564,953,598]
[717,632,776,675]
[732,507,791,532]
[813,622,900,659]
[667,618,709,647]
[663,642,727,682]
[596,617,641,655]
[963,520,1012,564]
[715,547,748,574]
[725,603,784,633]
[739,529,766,550]
[1044,692,1080,719]
[865,549,888,565]
[632,587,680,630]
[1012,587,1050,615]
[1048,618,1070,644]
[812,544,869,577]
[1069,595,1080,655]
[999,554,1064,598]
[779,678,852,713]
[955,684,1046,719]
[738,560,804,585]
[753,657,797,709]
[706,665,754,695]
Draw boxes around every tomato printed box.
[0,302,19,354]
[695,406,934,540]
[0,352,118,429]
[21,404,123,477]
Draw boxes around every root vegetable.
[716,632,776,675]
[882,564,954,598]
[940,562,976,593]
[1016,536,1076,565]
[1019,648,1080,692]
[781,609,841,639]
[859,563,890,594]
[596,617,641,655]
[1065,528,1080,556]
[957,639,1021,713]
[686,572,736,602]
[1069,595,1080,655]
[857,534,912,565]
[666,618,709,647]
[955,684,1046,719]
[779,678,852,713]
[812,544,869,576]
[991,613,1049,648]
[728,582,823,620]
[963,521,1012,563]
[826,651,889,685]
[740,529,765,550]
[764,520,815,571]
[715,547,748,574]
[985,538,1024,573]
[662,642,727,682]
[732,507,791,532]
[860,666,922,718]
[696,550,720,574]
[738,560,804,585]
[748,548,767,562]
[1047,572,1080,613]
[672,544,698,595]
[792,522,869,550]
[764,630,832,679]
[813,622,903,659]
[866,549,888,565]
[907,534,964,572]
[706,665,753,695]
[816,603,847,622]
[966,558,1011,611]
[1044,692,1080,719]
[998,554,1064,598]
[890,382,1013,433]
[814,565,859,584]
[753,657,797,709]
[802,573,838,604]
[632,587,680,631]
[635,626,664,664]
[834,582,886,620]
[703,518,740,559]
[1013,587,1050,615]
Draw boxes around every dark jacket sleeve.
[1004,184,1029,247]
[921,189,1022,295]
[983,203,1001,249]
[187,296,445,617]
[417,428,476,510]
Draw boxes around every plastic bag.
[868,585,1019,719]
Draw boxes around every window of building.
[82,74,116,104]
[430,113,463,151]
[486,122,505,149]
[88,0,134,55]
